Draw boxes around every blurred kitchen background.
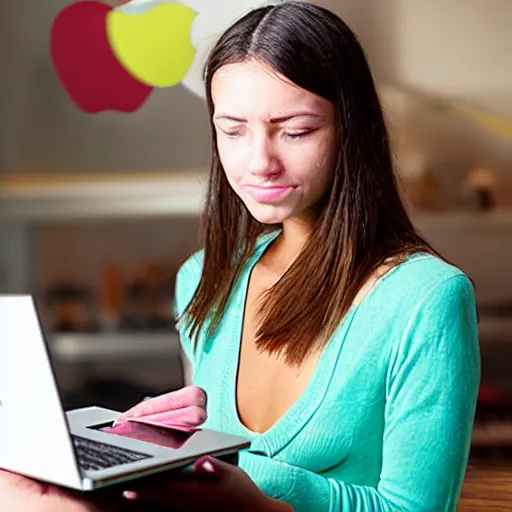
[1,0,511,461]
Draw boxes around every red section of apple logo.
[50,1,153,113]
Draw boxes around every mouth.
[241,184,295,203]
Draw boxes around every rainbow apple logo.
[50,0,197,113]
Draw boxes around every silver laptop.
[0,295,250,491]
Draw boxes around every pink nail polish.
[123,490,138,500]
[201,460,215,473]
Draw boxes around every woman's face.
[211,59,337,225]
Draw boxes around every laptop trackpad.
[97,422,194,450]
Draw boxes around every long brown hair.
[183,1,439,365]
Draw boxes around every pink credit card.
[101,421,194,449]
[126,412,199,433]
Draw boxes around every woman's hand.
[122,456,293,511]
[114,385,207,428]
[115,386,294,510]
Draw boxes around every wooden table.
[459,460,512,511]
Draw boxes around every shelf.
[2,171,512,225]
[0,171,207,223]
[45,314,511,363]
[49,331,181,363]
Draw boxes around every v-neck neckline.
[217,238,431,454]
[221,231,358,455]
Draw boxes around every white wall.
[393,0,512,115]
[326,0,512,117]
[370,0,512,185]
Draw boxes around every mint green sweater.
[175,232,480,512]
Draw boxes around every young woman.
[0,2,480,511]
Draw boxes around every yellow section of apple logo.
[106,2,196,88]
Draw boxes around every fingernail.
[197,457,216,474]
[202,460,215,473]
[123,491,138,500]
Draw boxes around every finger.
[116,386,207,423]
[127,386,207,416]
[121,459,223,508]
[129,405,207,426]
[193,456,226,478]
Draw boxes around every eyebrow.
[213,112,323,123]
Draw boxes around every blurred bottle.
[464,167,498,212]
[99,264,122,331]
[119,261,175,331]
[44,283,96,332]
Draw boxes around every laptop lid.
[0,295,83,489]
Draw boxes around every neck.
[279,217,312,258]
[262,217,313,276]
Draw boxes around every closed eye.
[221,129,242,138]
[219,128,317,139]
[284,129,316,140]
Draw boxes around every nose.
[247,134,281,179]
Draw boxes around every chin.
[244,204,293,225]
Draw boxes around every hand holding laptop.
[0,381,287,511]
[110,387,290,511]
[121,454,291,511]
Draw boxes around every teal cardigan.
[175,232,480,512]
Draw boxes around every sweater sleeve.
[240,274,480,512]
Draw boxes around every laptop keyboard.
[71,435,152,472]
